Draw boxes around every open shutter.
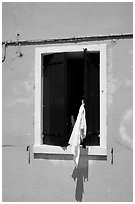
[84,49,100,145]
[42,53,67,146]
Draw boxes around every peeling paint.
[123,109,132,122]
[119,109,133,149]
[107,74,121,107]
[107,46,122,107]
[125,79,133,87]
[23,69,34,94]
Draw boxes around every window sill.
[33,145,107,156]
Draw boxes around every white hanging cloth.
[68,102,87,166]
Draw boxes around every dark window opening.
[42,51,100,147]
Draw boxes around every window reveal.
[42,51,100,147]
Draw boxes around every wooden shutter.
[42,53,67,146]
[84,49,100,145]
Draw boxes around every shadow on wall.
[34,148,107,202]
[72,148,88,202]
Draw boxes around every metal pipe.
[2,43,7,62]
[2,33,133,47]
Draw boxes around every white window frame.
[33,43,107,156]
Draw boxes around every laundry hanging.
[68,101,87,166]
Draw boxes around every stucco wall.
[2,2,133,202]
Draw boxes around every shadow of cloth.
[72,148,89,202]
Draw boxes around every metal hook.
[111,148,113,165]
[26,145,30,164]
[16,33,23,57]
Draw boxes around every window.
[33,43,107,156]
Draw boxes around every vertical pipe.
[2,43,6,63]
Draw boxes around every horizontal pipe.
[2,33,133,47]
